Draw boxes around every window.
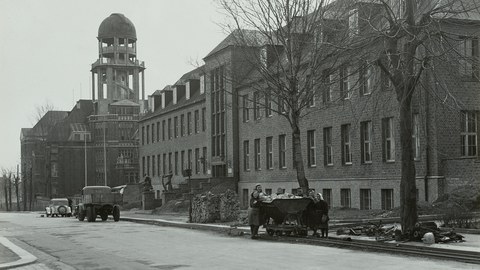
[307,130,316,167]
[278,97,286,114]
[162,153,166,174]
[195,148,200,174]
[348,9,358,37]
[157,154,161,176]
[188,149,192,170]
[168,119,172,139]
[142,156,145,176]
[279,135,286,169]
[412,114,420,160]
[152,155,155,176]
[181,151,185,172]
[253,91,261,120]
[156,122,160,142]
[306,74,315,107]
[175,152,178,175]
[459,37,479,79]
[146,125,150,144]
[187,112,192,135]
[360,62,374,95]
[383,117,396,162]
[242,95,249,122]
[323,127,333,166]
[180,114,185,136]
[340,189,351,208]
[266,137,273,169]
[341,124,352,164]
[322,189,332,208]
[195,110,200,134]
[244,140,250,171]
[254,139,261,170]
[202,108,206,132]
[168,153,172,173]
[162,120,166,141]
[147,156,150,176]
[265,93,272,117]
[151,123,155,143]
[360,189,371,210]
[361,121,372,164]
[340,66,351,99]
[381,189,394,210]
[322,71,333,103]
[461,111,478,157]
[202,147,207,174]
[211,66,226,159]
[174,116,178,138]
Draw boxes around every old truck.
[77,186,122,222]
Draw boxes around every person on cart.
[248,183,266,239]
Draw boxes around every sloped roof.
[204,29,267,59]
[30,111,68,137]
[110,99,140,106]
[173,66,205,85]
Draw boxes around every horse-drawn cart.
[260,198,313,236]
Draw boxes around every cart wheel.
[285,231,292,236]
[275,231,283,236]
[267,229,274,236]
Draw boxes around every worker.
[248,183,265,239]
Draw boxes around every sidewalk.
[0,237,37,269]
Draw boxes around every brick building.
[140,1,479,210]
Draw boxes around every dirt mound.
[152,199,189,214]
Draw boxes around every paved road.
[0,212,477,270]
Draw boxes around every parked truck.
[77,186,122,222]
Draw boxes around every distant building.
[20,14,143,205]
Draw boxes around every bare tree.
[219,0,349,194]
[219,0,479,233]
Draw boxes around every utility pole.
[8,172,12,211]
[104,121,107,186]
[85,131,88,187]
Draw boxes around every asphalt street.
[0,212,478,270]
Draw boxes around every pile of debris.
[191,190,240,223]
[337,221,465,243]
[336,221,397,241]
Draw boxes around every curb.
[0,237,37,269]
[121,217,251,236]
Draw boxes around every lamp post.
[103,121,107,186]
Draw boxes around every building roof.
[204,29,267,59]
[98,13,136,40]
[173,66,204,85]
[110,99,140,107]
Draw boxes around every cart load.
[260,197,314,236]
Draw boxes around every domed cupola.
[98,13,136,40]
[91,13,145,115]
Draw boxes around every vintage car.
[77,186,122,222]
[45,198,72,217]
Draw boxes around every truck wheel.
[113,205,120,222]
[58,206,67,215]
[86,206,96,222]
[78,210,85,221]
[100,213,108,221]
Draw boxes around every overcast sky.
[0,0,228,172]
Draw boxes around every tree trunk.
[292,121,309,194]
[15,176,20,211]
[8,174,12,210]
[397,88,418,233]
[4,179,8,211]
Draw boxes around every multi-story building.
[141,1,479,210]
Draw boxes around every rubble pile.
[191,190,241,223]
[191,192,220,223]
[219,189,240,221]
